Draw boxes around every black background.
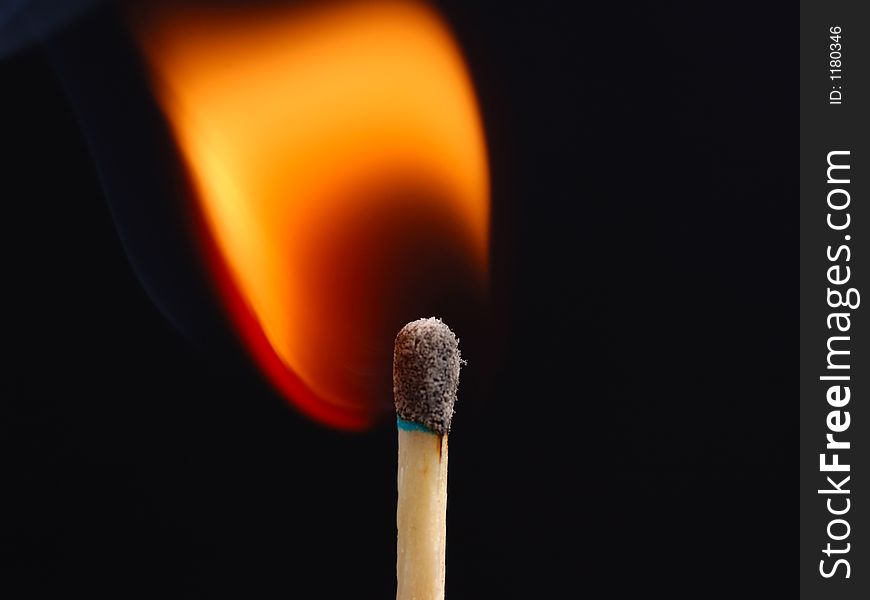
[2,1,795,597]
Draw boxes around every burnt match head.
[393,317,462,435]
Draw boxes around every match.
[393,317,462,600]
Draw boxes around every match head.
[393,317,462,435]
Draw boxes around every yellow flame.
[130,0,489,428]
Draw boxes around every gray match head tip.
[393,317,462,435]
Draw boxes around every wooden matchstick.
[393,317,461,600]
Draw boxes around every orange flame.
[130,0,489,429]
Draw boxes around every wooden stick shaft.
[396,428,449,600]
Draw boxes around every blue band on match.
[397,417,433,433]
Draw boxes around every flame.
[130,0,489,429]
